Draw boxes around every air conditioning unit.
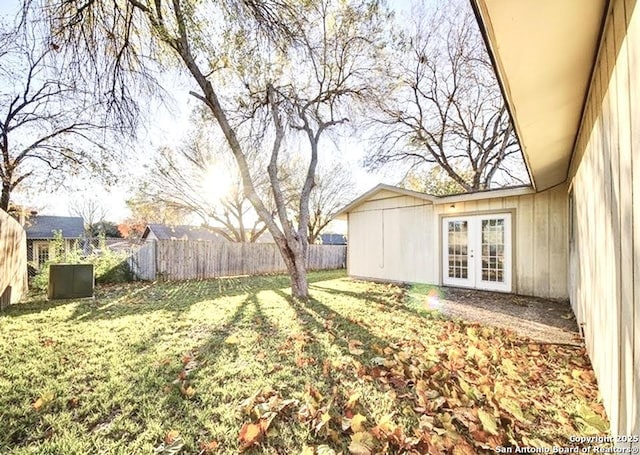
[48,264,94,300]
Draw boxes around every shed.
[336,183,567,299]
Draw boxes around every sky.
[1,0,405,224]
[2,0,490,229]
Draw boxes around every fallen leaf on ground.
[348,340,365,355]
[32,392,54,411]
[349,431,375,454]
[164,430,180,444]
[198,440,219,453]
[238,421,265,451]
[351,414,367,432]
[225,335,239,344]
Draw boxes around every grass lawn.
[0,270,608,454]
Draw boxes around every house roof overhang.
[470,0,608,191]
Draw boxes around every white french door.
[442,213,512,292]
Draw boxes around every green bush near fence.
[31,232,132,290]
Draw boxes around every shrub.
[31,233,132,291]
[89,235,133,284]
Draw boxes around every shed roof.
[320,233,347,245]
[142,224,227,242]
[334,183,534,218]
[334,184,436,217]
[470,0,607,190]
[25,215,84,239]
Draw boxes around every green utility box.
[48,264,94,300]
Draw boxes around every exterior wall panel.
[627,0,640,436]
[568,0,639,436]
[434,185,568,299]
[347,196,435,284]
[346,186,568,300]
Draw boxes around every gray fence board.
[127,240,345,281]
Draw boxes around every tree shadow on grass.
[308,282,446,324]
[2,294,83,317]
[272,288,391,361]
[2,271,345,321]
[61,272,342,322]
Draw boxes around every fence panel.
[308,244,346,270]
[0,210,28,308]
[127,241,156,280]
[127,240,346,281]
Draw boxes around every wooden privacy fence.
[0,210,28,309]
[127,240,346,281]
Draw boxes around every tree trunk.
[0,183,10,212]
[289,255,309,300]
[274,236,309,300]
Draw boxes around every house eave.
[470,0,608,191]
[435,185,535,205]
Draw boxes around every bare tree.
[307,164,355,243]
[368,1,528,191]
[47,0,386,299]
[0,12,118,211]
[401,165,472,196]
[69,198,106,236]
[135,143,271,243]
[286,159,356,243]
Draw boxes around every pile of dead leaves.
[237,387,300,451]
[235,320,608,454]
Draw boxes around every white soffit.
[473,0,607,191]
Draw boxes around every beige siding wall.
[567,0,639,436]
[346,187,567,299]
[433,184,568,299]
[347,195,436,283]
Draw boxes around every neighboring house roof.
[470,0,606,190]
[24,215,84,239]
[141,224,227,242]
[320,233,347,245]
[217,227,275,243]
[335,183,534,218]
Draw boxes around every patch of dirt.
[433,287,581,345]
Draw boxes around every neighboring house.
[319,233,347,245]
[218,228,275,243]
[141,224,227,242]
[339,0,639,437]
[250,230,275,243]
[24,215,84,269]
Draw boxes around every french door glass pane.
[447,221,468,279]
[481,219,505,282]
